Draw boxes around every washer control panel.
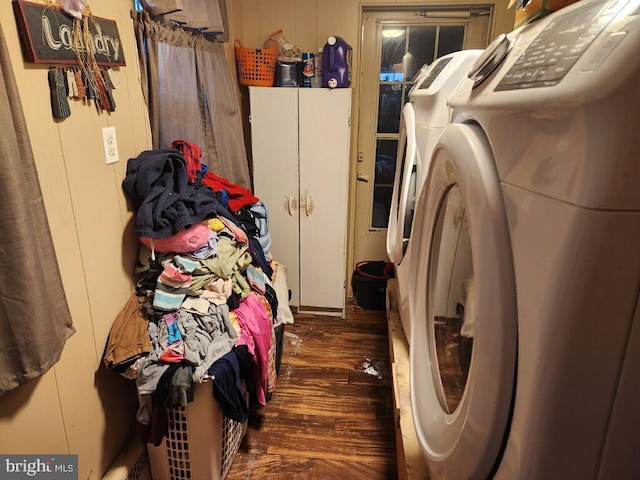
[469,34,513,88]
[496,0,628,91]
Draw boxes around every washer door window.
[429,184,473,413]
[410,123,517,480]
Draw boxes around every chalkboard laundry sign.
[12,0,126,66]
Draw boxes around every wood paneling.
[227,302,398,479]
[294,0,318,53]
[0,372,67,454]
[316,0,359,53]
[0,0,152,478]
[259,0,295,45]
[241,0,261,48]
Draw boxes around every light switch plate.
[102,126,120,164]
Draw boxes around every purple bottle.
[322,36,352,88]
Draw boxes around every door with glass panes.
[353,8,490,263]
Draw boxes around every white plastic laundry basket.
[146,380,247,480]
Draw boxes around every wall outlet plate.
[102,126,120,164]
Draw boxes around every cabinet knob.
[285,195,299,216]
[300,192,314,216]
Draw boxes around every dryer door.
[386,103,417,264]
[410,123,517,479]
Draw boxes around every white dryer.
[411,50,483,189]
[409,0,640,478]
[387,50,482,342]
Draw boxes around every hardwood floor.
[226,301,398,480]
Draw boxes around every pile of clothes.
[102,140,293,446]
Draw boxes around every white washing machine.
[387,50,482,342]
[409,0,640,478]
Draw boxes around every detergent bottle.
[322,36,352,88]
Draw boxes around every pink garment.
[233,293,273,405]
[140,222,210,253]
[218,216,249,244]
[159,262,192,286]
[160,340,185,363]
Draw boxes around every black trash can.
[352,261,395,310]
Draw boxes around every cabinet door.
[249,87,301,306]
[298,89,352,313]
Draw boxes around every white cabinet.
[249,87,351,317]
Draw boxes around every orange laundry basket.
[234,39,277,87]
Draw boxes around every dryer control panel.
[417,57,453,90]
[496,0,632,90]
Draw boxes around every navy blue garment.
[122,149,235,239]
[234,208,273,279]
[233,344,256,405]
[154,363,192,409]
[208,349,248,423]
[248,236,273,279]
[227,291,241,311]
[263,284,278,323]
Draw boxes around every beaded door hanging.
[48,66,117,120]
[46,1,119,120]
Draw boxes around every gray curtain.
[133,11,251,189]
[0,22,75,396]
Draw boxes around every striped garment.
[153,255,199,311]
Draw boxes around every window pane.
[373,186,393,228]
[437,26,465,57]
[380,28,406,81]
[375,139,398,185]
[407,26,436,80]
[372,139,398,228]
[378,84,402,133]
